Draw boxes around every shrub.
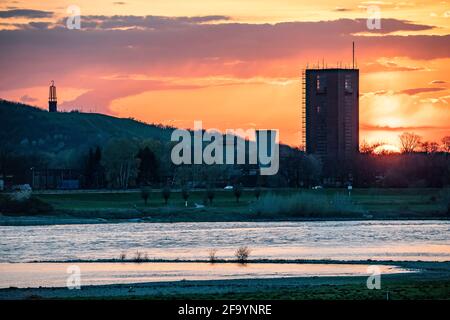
[133,250,147,263]
[206,188,215,205]
[440,188,450,215]
[252,192,363,218]
[0,194,53,216]
[235,246,251,263]
[10,190,31,201]
[181,186,189,207]
[140,186,150,205]
[233,184,242,203]
[162,186,171,205]
[254,187,261,200]
[208,249,218,263]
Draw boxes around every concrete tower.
[303,67,359,180]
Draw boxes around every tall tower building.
[49,80,57,112]
[303,67,359,180]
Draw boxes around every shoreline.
[16,259,450,266]
[0,260,448,300]
[0,214,448,226]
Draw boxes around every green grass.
[66,278,450,300]
[30,188,449,221]
[150,280,450,300]
[37,189,255,210]
[0,100,172,155]
[253,193,363,218]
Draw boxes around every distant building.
[303,68,359,181]
[32,169,80,190]
[49,80,57,112]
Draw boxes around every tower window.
[345,75,353,94]
[316,75,327,93]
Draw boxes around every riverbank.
[1,188,448,225]
[0,261,448,300]
[1,212,448,226]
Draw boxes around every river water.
[1,220,449,262]
[1,220,448,288]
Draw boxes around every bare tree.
[235,246,251,264]
[208,249,218,263]
[421,141,439,154]
[162,185,171,205]
[399,132,421,153]
[141,186,150,205]
[359,140,383,154]
[442,136,450,153]
[102,139,139,189]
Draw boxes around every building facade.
[304,68,359,181]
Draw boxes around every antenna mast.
[352,41,355,69]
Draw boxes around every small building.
[32,169,80,190]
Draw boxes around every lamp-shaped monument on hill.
[49,80,57,112]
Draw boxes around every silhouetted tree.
[442,136,450,153]
[162,185,171,205]
[206,187,215,205]
[84,146,105,188]
[136,146,159,186]
[141,186,150,205]
[102,139,139,189]
[233,184,242,203]
[421,141,439,154]
[181,186,189,207]
[254,186,261,200]
[359,140,383,154]
[399,132,421,153]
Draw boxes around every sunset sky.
[0,0,449,148]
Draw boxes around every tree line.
[0,133,449,190]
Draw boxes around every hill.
[0,99,174,162]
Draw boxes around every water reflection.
[0,221,449,262]
[0,262,411,288]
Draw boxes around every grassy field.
[25,188,448,222]
[2,267,449,300]
[147,279,450,300]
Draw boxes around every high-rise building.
[302,68,359,179]
[49,80,57,112]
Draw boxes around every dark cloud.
[361,124,447,131]
[0,17,447,113]
[113,1,127,4]
[333,7,352,12]
[363,61,424,73]
[54,15,231,30]
[0,19,444,77]
[0,9,53,19]
[21,21,52,30]
[58,78,201,113]
[19,94,37,103]
[37,16,426,33]
[364,87,448,96]
[430,80,446,84]
[399,87,447,95]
